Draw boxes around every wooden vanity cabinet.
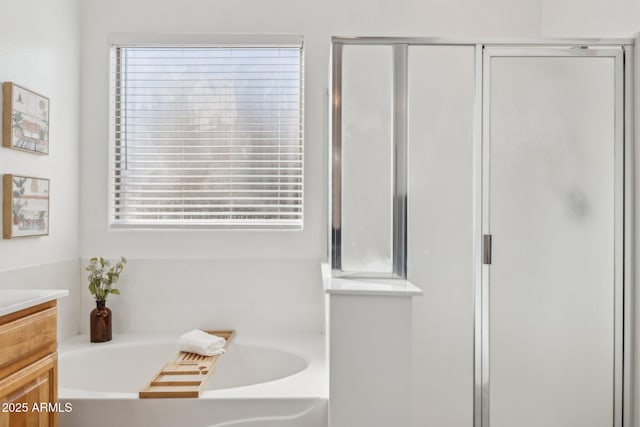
[0,301,59,427]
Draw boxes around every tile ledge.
[321,263,423,297]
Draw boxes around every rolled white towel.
[177,329,227,356]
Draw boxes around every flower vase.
[90,300,112,343]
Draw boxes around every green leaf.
[86,256,126,300]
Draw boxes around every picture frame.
[2,82,50,155]
[3,175,50,239]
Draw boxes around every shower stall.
[330,37,633,427]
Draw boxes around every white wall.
[78,258,324,335]
[0,2,633,426]
[0,259,80,339]
[77,0,540,316]
[78,0,541,261]
[0,0,81,338]
[541,0,640,38]
[77,0,542,425]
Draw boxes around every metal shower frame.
[330,36,634,427]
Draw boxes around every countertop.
[0,289,69,317]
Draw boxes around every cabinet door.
[0,353,57,427]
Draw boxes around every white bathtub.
[58,334,327,427]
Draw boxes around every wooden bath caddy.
[139,330,235,398]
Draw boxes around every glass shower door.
[483,48,623,427]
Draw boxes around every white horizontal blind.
[111,44,303,229]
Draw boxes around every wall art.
[2,82,50,154]
[3,174,50,238]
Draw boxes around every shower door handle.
[483,234,492,265]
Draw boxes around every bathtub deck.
[139,330,235,398]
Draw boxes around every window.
[110,42,303,229]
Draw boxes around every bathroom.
[0,0,639,426]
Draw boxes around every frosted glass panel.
[341,45,394,274]
[488,55,616,427]
[407,45,475,427]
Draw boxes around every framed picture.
[2,82,50,155]
[3,175,50,239]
